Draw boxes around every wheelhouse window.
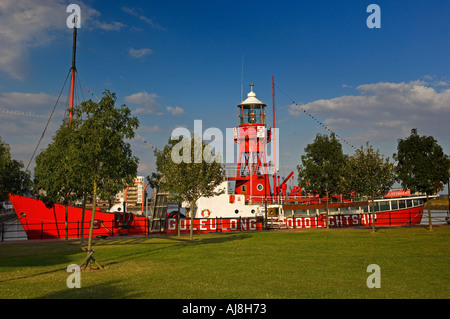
[391,200,398,210]
[293,209,309,217]
[378,201,390,212]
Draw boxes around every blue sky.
[0,0,449,191]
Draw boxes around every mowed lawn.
[0,227,449,299]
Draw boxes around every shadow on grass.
[0,232,252,292]
[36,280,141,299]
[94,233,252,268]
[93,232,252,245]
[0,266,68,284]
[0,242,82,269]
[33,234,254,298]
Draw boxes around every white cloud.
[122,7,167,31]
[0,91,64,168]
[94,21,126,31]
[0,0,124,80]
[0,92,56,111]
[139,124,161,133]
[0,0,65,79]
[166,106,184,116]
[288,80,450,145]
[125,91,161,114]
[129,48,153,59]
[435,80,450,87]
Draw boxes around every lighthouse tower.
[231,84,272,203]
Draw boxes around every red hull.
[9,195,149,240]
[284,206,423,229]
[9,195,424,240]
[165,206,423,234]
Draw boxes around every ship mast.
[69,14,78,126]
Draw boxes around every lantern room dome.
[239,84,265,106]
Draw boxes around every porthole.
[235,209,239,214]
[257,184,263,191]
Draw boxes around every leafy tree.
[36,117,94,244]
[393,128,450,230]
[297,133,347,196]
[74,90,139,267]
[34,90,139,266]
[0,137,31,205]
[297,133,348,228]
[154,135,225,240]
[34,119,82,242]
[342,142,395,232]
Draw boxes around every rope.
[77,76,99,101]
[276,86,356,150]
[26,70,71,171]
[400,211,422,227]
[136,134,155,149]
[0,109,47,119]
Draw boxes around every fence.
[0,217,150,242]
[1,210,448,242]
[1,220,28,241]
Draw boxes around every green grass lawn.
[0,227,449,299]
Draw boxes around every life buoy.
[201,209,211,218]
[93,219,102,229]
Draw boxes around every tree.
[393,129,450,231]
[0,137,31,205]
[34,119,83,242]
[297,133,348,196]
[297,133,348,228]
[342,142,395,232]
[34,90,139,265]
[154,135,225,240]
[74,90,139,268]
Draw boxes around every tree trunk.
[325,190,329,229]
[371,194,376,233]
[190,200,195,240]
[177,202,181,237]
[427,193,433,231]
[87,181,97,253]
[79,181,103,270]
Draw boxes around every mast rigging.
[69,14,78,126]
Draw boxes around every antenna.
[241,54,244,101]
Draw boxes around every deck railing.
[1,210,447,242]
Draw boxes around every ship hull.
[165,205,423,234]
[9,194,424,240]
[280,206,423,229]
[9,195,149,240]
